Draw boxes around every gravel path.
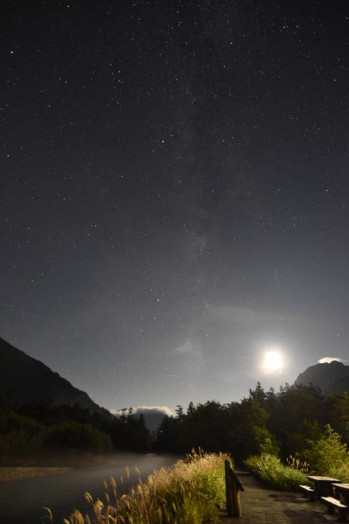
[220,470,339,524]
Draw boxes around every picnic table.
[332,483,349,504]
[306,476,341,497]
[299,476,349,521]
[320,483,349,521]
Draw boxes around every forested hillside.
[0,402,150,465]
[154,383,349,463]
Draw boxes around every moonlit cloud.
[110,406,175,431]
[110,406,174,417]
[133,406,175,417]
[318,357,343,364]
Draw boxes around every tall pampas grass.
[47,450,229,524]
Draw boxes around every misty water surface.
[0,453,178,524]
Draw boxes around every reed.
[53,449,229,524]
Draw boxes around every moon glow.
[261,349,284,373]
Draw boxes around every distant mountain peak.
[318,360,344,367]
[0,337,106,414]
[295,360,349,395]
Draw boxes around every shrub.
[245,452,309,491]
[302,424,349,480]
[253,426,280,456]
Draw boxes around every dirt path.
[220,470,338,524]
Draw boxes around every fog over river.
[0,453,178,524]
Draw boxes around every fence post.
[225,459,234,517]
[225,459,243,518]
[229,468,242,517]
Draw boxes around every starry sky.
[1,1,348,413]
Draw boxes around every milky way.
[1,1,348,411]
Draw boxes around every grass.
[245,453,310,491]
[47,450,229,524]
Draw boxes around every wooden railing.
[225,459,244,517]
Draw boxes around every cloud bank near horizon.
[318,357,344,364]
[110,405,175,417]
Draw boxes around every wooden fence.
[225,459,244,518]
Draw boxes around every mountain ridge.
[0,337,107,414]
[294,360,349,395]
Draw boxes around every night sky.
[1,1,348,413]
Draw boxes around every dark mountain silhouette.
[295,360,349,395]
[0,337,106,414]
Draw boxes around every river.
[0,453,179,524]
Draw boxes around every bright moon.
[262,350,284,373]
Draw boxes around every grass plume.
[53,450,229,524]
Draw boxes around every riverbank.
[0,453,179,524]
[0,466,72,482]
[0,451,142,482]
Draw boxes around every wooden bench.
[299,484,315,501]
[321,496,349,522]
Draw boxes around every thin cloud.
[207,303,290,326]
[173,339,203,359]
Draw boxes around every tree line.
[1,382,349,465]
[0,400,150,464]
[154,383,349,463]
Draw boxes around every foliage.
[109,409,150,451]
[4,380,349,471]
[302,424,349,479]
[228,394,270,460]
[253,426,280,456]
[245,452,309,491]
[246,425,349,492]
[266,383,324,457]
[0,401,150,462]
[57,450,229,524]
[43,420,112,453]
[154,383,349,466]
[325,393,349,443]
[0,407,44,461]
